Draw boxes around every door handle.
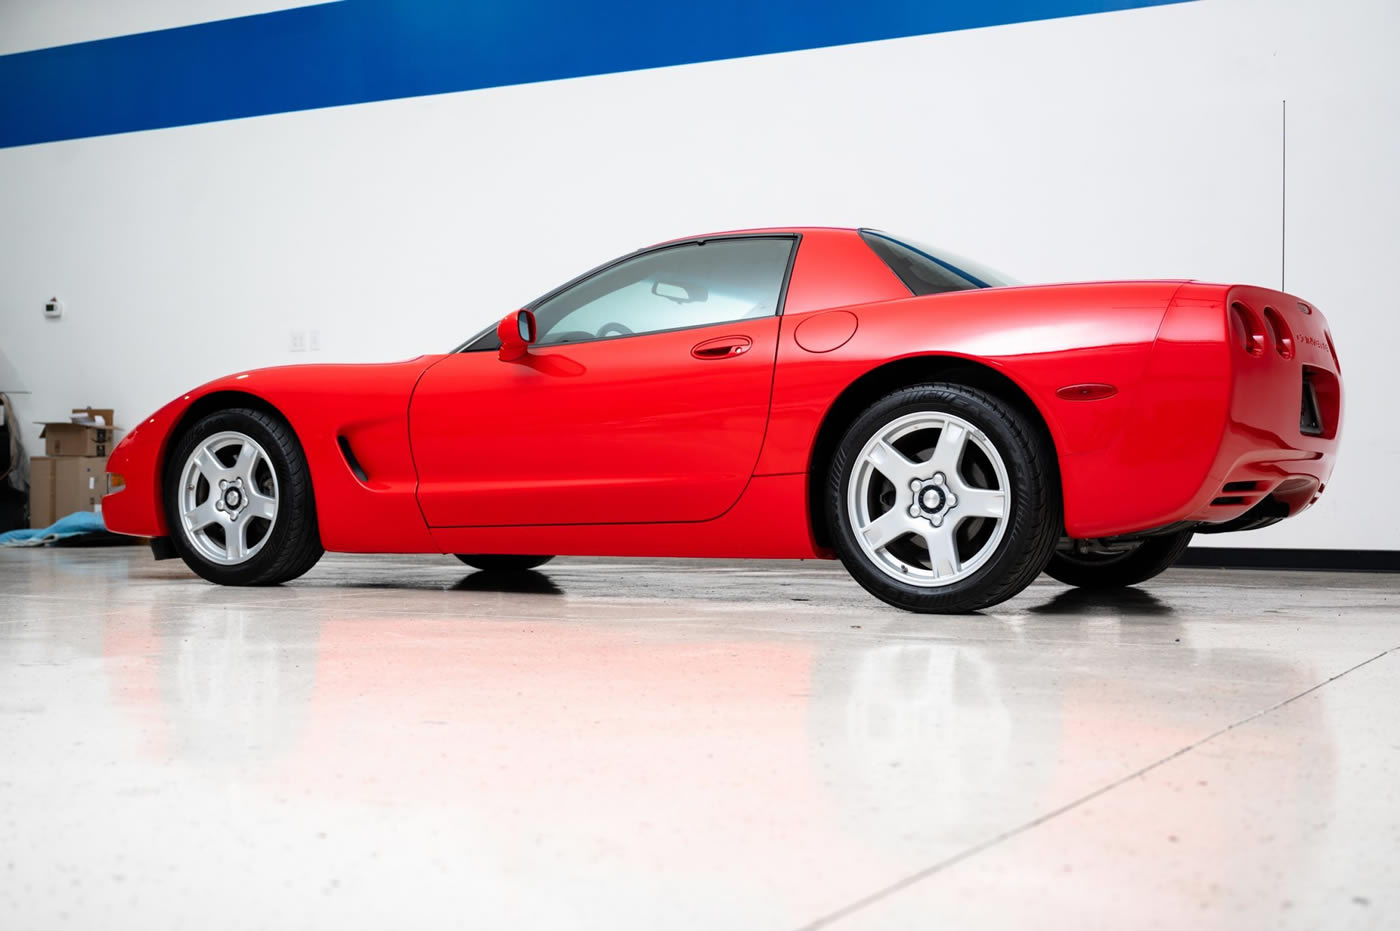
[691,335,753,360]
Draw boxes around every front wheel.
[1043,530,1194,588]
[163,408,323,585]
[826,383,1061,614]
[454,554,555,572]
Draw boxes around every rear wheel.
[164,408,323,586]
[1043,530,1194,588]
[826,383,1060,613]
[454,554,555,572]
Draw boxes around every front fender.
[103,358,445,552]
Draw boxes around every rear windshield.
[859,230,1018,295]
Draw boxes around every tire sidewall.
[164,410,304,585]
[827,384,1056,612]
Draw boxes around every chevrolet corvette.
[102,228,1343,612]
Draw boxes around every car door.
[409,235,797,527]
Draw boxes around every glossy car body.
[103,227,1342,562]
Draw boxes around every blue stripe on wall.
[0,0,1192,149]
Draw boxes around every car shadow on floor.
[1029,586,1174,617]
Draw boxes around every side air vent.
[1211,496,1247,507]
[1222,481,1260,493]
[337,436,369,482]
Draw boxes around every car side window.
[857,230,1018,295]
[532,238,794,346]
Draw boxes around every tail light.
[1230,302,1266,356]
[1262,306,1294,359]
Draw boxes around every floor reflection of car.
[811,618,1334,909]
[96,596,1334,919]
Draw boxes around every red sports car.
[102,228,1343,612]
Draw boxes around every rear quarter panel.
[757,281,1191,540]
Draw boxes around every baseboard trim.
[1179,548,1400,572]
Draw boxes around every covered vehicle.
[102,227,1343,612]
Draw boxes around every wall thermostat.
[44,296,63,319]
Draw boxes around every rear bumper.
[1065,282,1341,539]
[1181,285,1341,526]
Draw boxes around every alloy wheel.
[846,411,1011,587]
[177,431,280,565]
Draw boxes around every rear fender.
[759,281,1184,537]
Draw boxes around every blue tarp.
[0,511,107,546]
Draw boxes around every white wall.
[1,0,1396,548]
[0,0,339,56]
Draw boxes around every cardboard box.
[29,456,109,529]
[36,408,121,457]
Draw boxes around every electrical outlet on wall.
[289,329,307,352]
[309,329,321,352]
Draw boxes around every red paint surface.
[794,310,859,353]
[104,228,1342,554]
[410,316,781,526]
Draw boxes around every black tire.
[163,408,323,585]
[826,383,1061,614]
[1043,530,1194,588]
[454,554,555,572]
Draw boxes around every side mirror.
[497,309,537,361]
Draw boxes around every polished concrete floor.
[0,548,1396,930]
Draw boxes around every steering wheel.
[597,321,634,339]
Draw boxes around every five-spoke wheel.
[178,431,280,565]
[847,411,1011,587]
[164,408,323,586]
[828,383,1060,613]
